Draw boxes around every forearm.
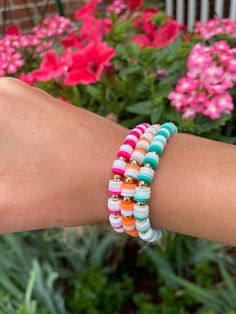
[1,78,236,246]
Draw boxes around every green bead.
[148,144,163,156]
[143,156,158,169]
[137,173,153,183]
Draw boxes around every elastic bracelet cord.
[120,124,161,237]
[107,123,150,233]
[133,122,178,243]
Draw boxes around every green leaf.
[126,101,153,115]
[119,64,142,77]
[151,105,164,123]
[196,113,232,134]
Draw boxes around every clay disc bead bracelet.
[133,122,178,243]
[107,123,150,233]
[120,124,161,237]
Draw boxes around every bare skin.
[0,77,236,245]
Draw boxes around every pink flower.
[154,21,185,48]
[61,34,83,49]
[64,42,115,85]
[80,15,112,42]
[75,0,101,19]
[176,77,199,93]
[6,24,20,36]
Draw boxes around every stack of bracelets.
[107,121,178,244]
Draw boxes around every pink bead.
[136,125,147,132]
[117,144,133,161]
[124,134,138,148]
[108,208,120,214]
[112,159,126,175]
[128,128,142,139]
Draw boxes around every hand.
[0,77,127,232]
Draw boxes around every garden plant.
[0,0,236,313]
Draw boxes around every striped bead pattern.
[107,123,149,234]
[134,122,178,243]
[120,124,161,236]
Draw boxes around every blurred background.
[0,1,236,313]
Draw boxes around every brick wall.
[0,0,84,35]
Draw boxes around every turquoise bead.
[133,195,150,202]
[134,214,149,221]
[156,128,170,139]
[148,144,163,156]
[143,156,159,169]
[152,136,166,145]
[160,123,173,133]
[137,173,153,183]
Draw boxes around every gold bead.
[139,180,147,187]
[113,214,119,218]
[119,156,126,161]
[123,196,131,202]
[131,160,138,165]
[125,176,133,183]
[113,174,121,181]
[125,216,131,219]
[138,201,146,206]
[112,195,119,200]
[144,163,152,168]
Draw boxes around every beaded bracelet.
[133,122,178,243]
[107,123,150,233]
[120,124,161,237]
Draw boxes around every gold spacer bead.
[112,195,119,200]
[119,156,126,161]
[125,176,133,183]
[113,214,119,218]
[139,180,147,187]
[113,174,121,181]
[144,163,152,168]
[123,196,131,202]
[131,160,138,165]
[138,201,146,206]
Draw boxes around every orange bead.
[122,216,135,226]
[126,229,138,237]
[121,182,136,191]
[120,201,135,211]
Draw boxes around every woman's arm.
[0,77,236,246]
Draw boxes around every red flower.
[28,49,72,82]
[6,24,20,35]
[80,15,112,42]
[128,0,143,11]
[61,34,83,49]
[154,21,183,48]
[64,42,115,85]
[75,0,101,19]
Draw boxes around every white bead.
[151,140,165,150]
[108,197,121,210]
[108,180,122,193]
[145,152,159,163]
[109,214,122,228]
[130,150,145,165]
[136,139,150,151]
[112,159,126,171]
[139,167,155,180]
[149,229,163,242]
[114,226,124,233]
[138,228,154,241]
[141,132,153,142]
[123,224,135,231]
[153,135,167,145]
[135,218,150,232]
[124,166,139,179]
[119,144,133,154]
[120,208,133,217]
[159,128,170,137]
[134,203,149,218]
[134,186,151,199]
[121,187,135,197]
[125,134,138,142]
[145,126,158,136]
